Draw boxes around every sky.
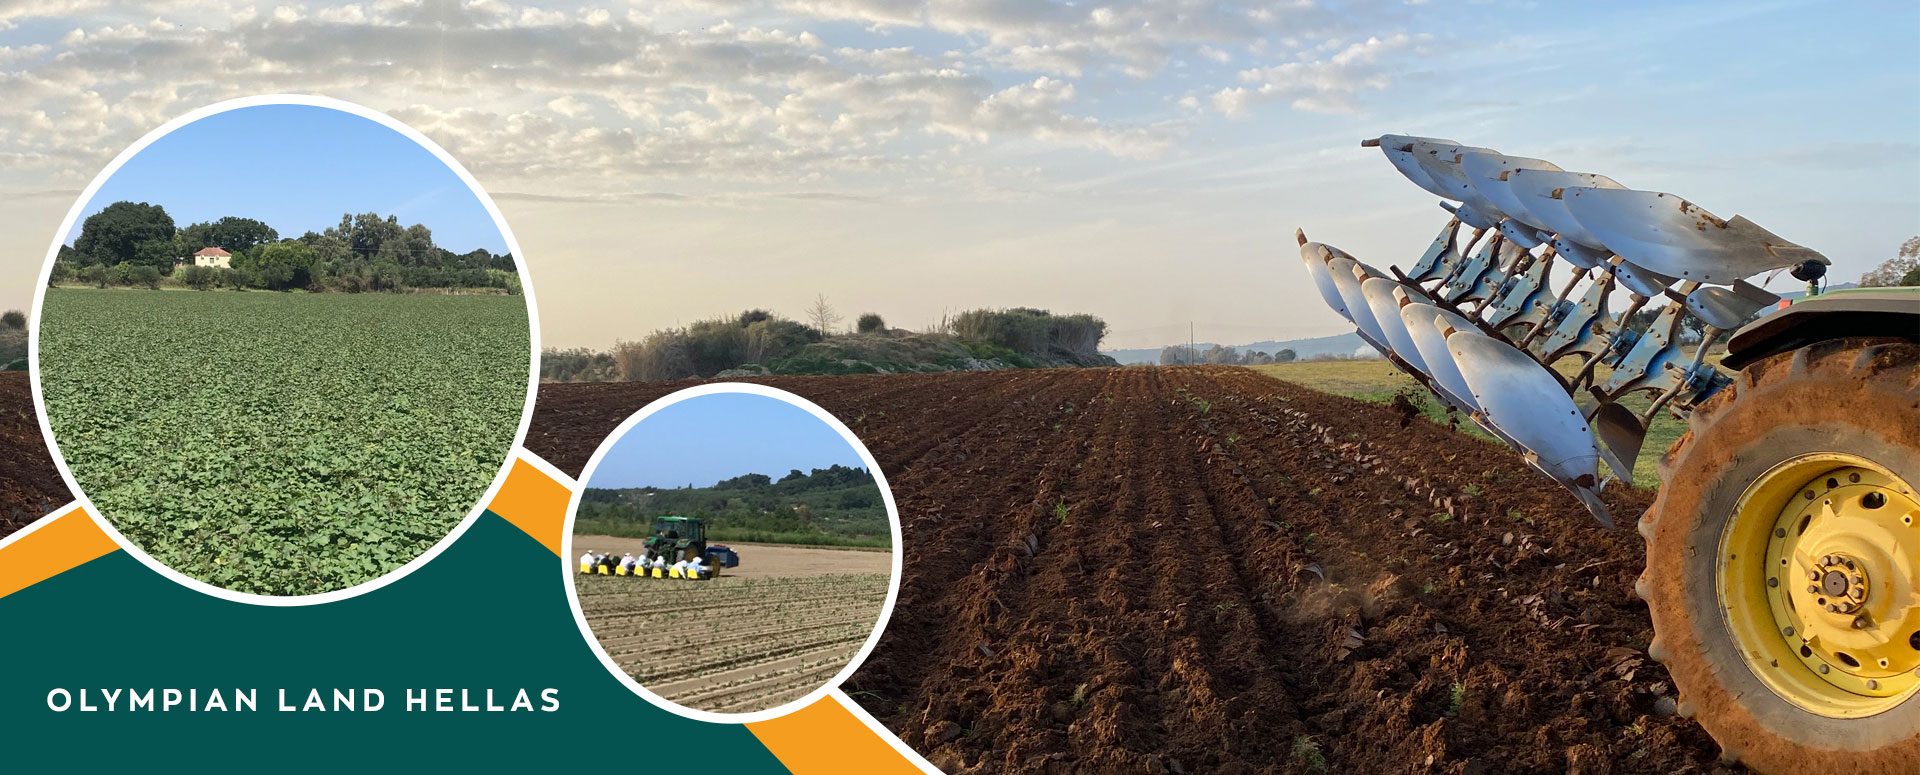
[1,0,1915,350]
[585,392,869,489]
[63,104,508,253]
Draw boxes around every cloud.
[1213,33,1434,117]
[0,0,1433,196]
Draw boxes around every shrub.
[856,312,886,334]
[0,310,24,330]
[181,265,217,290]
[127,265,162,290]
[614,330,696,381]
[949,307,1107,360]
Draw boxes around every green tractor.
[640,516,740,579]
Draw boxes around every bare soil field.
[572,534,891,578]
[578,572,889,713]
[0,372,70,535]
[531,368,1732,774]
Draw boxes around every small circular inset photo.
[565,383,900,721]
[31,97,536,599]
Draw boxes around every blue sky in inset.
[587,392,869,490]
[66,104,507,254]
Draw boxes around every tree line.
[540,294,1114,382]
[575,465,889,547]
[53,201,520,294]
[1159,344,1296,366]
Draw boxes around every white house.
[185,247,232,269]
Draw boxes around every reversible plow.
[1298,135,1830,526]
[1298,135,1920,772]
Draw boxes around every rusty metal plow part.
[1287,135,1831,524]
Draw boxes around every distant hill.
[574,464,889,548]
[1105,332,1366,365]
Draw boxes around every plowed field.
[530,367,1731,774]
[0,372,69,535]
[578,572,889,713]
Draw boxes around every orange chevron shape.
[0,509,121,601]
[489,457,572,558]
[748,695,925,774]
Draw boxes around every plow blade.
[1559,187,1827,283]
[1401,301,1480,414]
[1445,328,1612,526]
[1460,152,1563,237]
[1587,400,1645,483]
[1362,278,1430,377]
[1298,238,1355,324]
[1328,256,1392,350]
[1367,134,1461,199]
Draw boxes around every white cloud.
[1213,33,1433,117]
[0,0,1437,197]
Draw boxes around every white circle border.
[560,382,905,725]
[26,94,543,607]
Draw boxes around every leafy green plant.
[38,289,530,595]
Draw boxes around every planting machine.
[580,516,740,580]
[1297,135,1918,771]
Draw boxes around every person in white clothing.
[619,553,636,571]
[579,551,594,568]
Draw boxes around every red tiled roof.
[195,247,231,257]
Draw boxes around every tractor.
[1297,135,1917,772]
[641,516,740,579]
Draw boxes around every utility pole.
[1188,322,1194,366]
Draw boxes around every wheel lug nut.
[1851,617,1869,629]
[1826,604,1840,613]
[1867,680,1880,690]
[1767,577,1778,588]
[1807,585,1820,594]
[1808,570,1821,581]
[1818,664,1831,674]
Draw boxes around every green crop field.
[1251,359,1686,490]
[38,289,530,595]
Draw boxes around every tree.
[327,212,408,257]
[255,240,317,291]
[1275,348,1297,363]
[1860,236,1920,287]
[133,237,179,272]
[81,264,107,288]
[856,312,886,334]
[805,294,842,334]
[0,310,24,330]
[73,201,175,267]
[180,216,279,256]
[1159,345,1193,365]
[48,263,70,285]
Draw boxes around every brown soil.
[0,372,69,535]
[530,367,1735,774]
[571,534,892,578]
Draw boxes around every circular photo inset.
[566,384,900,720]
[32,98,535,598]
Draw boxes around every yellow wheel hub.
[1718,453,1920,717]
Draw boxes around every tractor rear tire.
[1638,338,1920,773]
